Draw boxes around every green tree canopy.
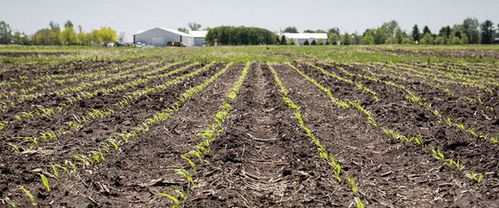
[91,27,117,43]
[188,23,202,31]
[206,26,277,45]
[283,26,298,33]
[362,29,375,45]
[462,18,480,44]
[480,20,494,44]
[0,20,12,44]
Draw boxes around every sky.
[1,0,498,41]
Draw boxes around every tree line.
[282,18,498,45]
[0,20,118,45]
[205,26,277,45]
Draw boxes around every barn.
[281,33,328,45]
[133,28,207,47]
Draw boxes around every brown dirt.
[0,52,75,58]
[1,59,497,208]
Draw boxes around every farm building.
[281,33,328,45]
[189,30,208,46]
[133,28,207,47]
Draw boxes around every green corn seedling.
[158,193,180,208]
[180,155,196,171]
[175,169,195,186]
[7,143,20,153]
[50,164,59,179]
[39,173,51,192]
[18,186,37,206]
[354,197,365,208]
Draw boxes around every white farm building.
[133,28,207,47]
[281,33,328,45]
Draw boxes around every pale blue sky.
[1,0,498,41]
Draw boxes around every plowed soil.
[0,58,497,208]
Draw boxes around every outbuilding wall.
[134,28,181,46]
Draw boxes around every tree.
[304,29,326,33]
[0,20,12,44]
[280,35,287,45]
[328,28,341,45]
[480,20,494,44]
[352,33,361,45]
[188,23,202,31]
[206,26,277,45]
[178,27,189,33]
[420,33,434,44]
[462,18,480,44]
[283,26,298,33]
[64,20,73,28]
[412,24,421,42]
[59,27,77,45]
[303,39,310,45]
[434,36,445,45]
[394,29,405,44]
[422,26,432,35]
[361,29,375,45]
[32,29,60,45]
[49,21,60,31]
[91,27,117,43]
[438,26,452,38]
[342,33,351,45]
[12,31,30,45]
[450,35,463,44]
[402,37,414,44]
[310,39,317,45]
[371,20,400,44]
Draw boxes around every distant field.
[1,45,499,63]
[0,45,497,207]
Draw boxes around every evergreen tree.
[303,39,310,45]
[480,20,494,44]
[310,39,317,45]
[412,25,421,42]
[422,26,432,35]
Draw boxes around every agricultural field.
[0,45,498,207]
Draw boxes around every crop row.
[269,64,365,208]
[0,61,160,112]
[311,63,379,101]
[2,62,234,207]
[377,63,494,94]
[414,62,498,79]
[287,63,485,184]
[7,62,206,152]
[0,60,139,101]
[158,62,250,207]
[0,61,183,133]
[347,64,497,144]
[397,63,498,89]
[0,60,133,97]
[355,63,492,109]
